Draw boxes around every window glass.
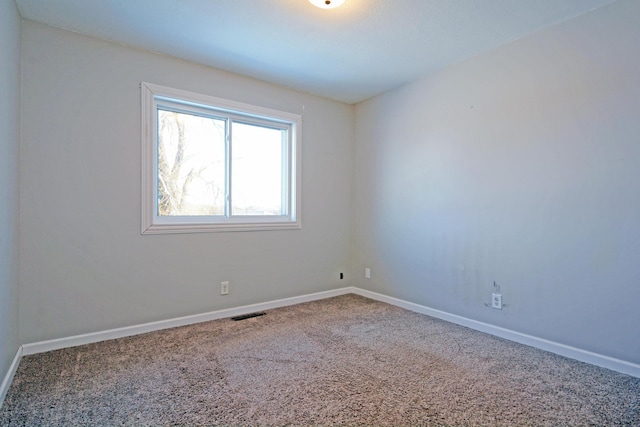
[157,109,226,216]
[231,122,283,216]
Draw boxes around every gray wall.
[0,0,21,385]
[14,0,640,369]
[19,21,354,343]
[354,0,640,364]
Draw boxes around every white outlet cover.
[492,293,502,309]
[221,281,229,295]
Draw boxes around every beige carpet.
[1,294,638,426]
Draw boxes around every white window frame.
[141,82,301,234]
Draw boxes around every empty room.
[1,0,639,425]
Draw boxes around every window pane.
[231,122,284,215]
[157,110,226,216]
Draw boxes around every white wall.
[0,0,21,387]
[354,0,640,364]
[19,21,354,343]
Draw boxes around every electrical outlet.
[365,268,371,279]
[221,281,229,295]
[492,293,502,309]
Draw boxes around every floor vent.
[231,312,266,321]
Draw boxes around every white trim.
[19,286,639,378]
[351,288,640,378]
[0,346,22,409]
[22,287,356,356]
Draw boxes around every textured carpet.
[1,294,638,426]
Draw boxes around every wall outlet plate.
[492,293,502,309]
[221,281,229,295]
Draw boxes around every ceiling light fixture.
[309,0,346,9]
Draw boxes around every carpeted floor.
[1,294,639,426]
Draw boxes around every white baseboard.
[20,286,639,378]
[0,346,22,409]
[22,287,356,356]
[351,288,640,378]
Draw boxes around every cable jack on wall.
[485,281,508,310]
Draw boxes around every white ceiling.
[15,0,616,104]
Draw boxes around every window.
[141,82,301,234]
